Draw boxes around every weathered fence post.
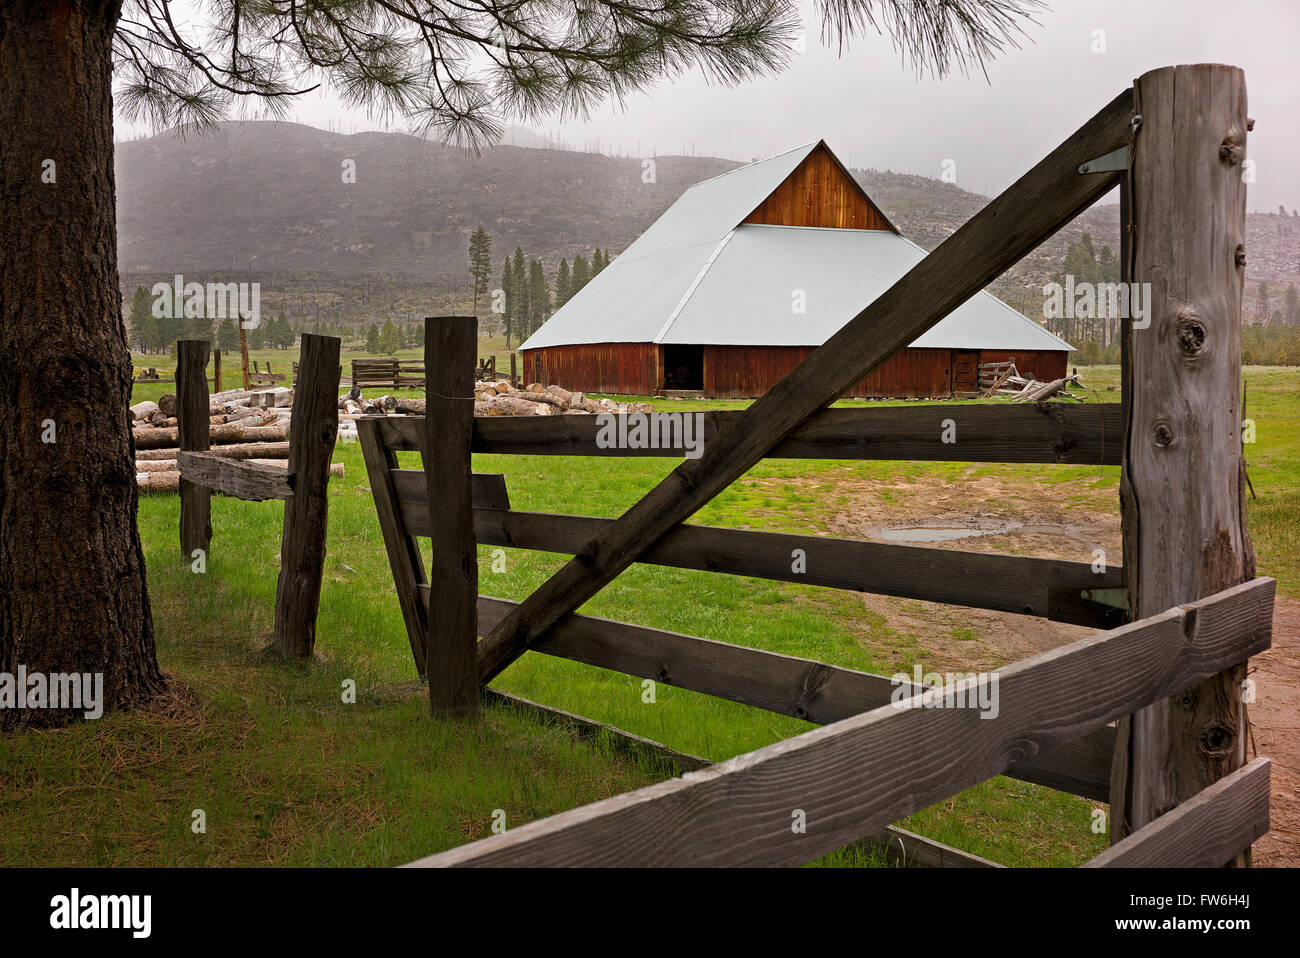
[273,333,341,659]
[425,316,479,716]
[177,340,211,562]
[212,348,222,393]
[1111,64,1255,861]
[239,324,252,391]
[510,352,517,388]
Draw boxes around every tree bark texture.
[0,0,165,727]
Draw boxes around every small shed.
[520,141,1070,398]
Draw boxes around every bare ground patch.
[760,467,1298,867]
[1251,599,1300,868]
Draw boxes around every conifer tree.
[128,285,156,353]
[379,317,400,354]
[571,254,590,295]
[501,257,515,349]
[217,317,240,351]
[528,259,551,336]
[555,258,571,309]
[511,246,528,339]
[468,226,493,316]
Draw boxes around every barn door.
[951,351,979,396]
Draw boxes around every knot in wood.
[1176,316,1207,355]
[1152,421,1175,448]
[1053,438,1079,462]
[1235,244,1246,268]
[1219,133,1242,165]
[1199,722,1236,758]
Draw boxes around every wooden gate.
[363,65,1269,867]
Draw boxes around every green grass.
[3,362,1295,868]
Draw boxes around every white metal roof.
[619,141,821,260]
[520,144,1071,353]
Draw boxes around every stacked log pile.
[1007,373,1084,402]
[134,379,649,491]
[132,386,345,493]
[347,381,654,419]
[979,361,1086,402]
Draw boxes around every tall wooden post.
[1112,64,1255,861]
[213,348,222,393]
[509,352,517,388]
[239,323,251,390]
[424,317,479,717]
[177,340,212,561]
[273,334,341,659]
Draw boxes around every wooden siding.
[705,346,955,399]
[743,143,893,231]
[522,343,658,395]
[523,344,1070,399]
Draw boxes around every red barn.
[520,141,1070,398]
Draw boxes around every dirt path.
[1251,599,1300,867]
[804,471,1298,866]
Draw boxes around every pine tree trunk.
[0,0,166,728]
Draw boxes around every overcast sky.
[120,0,1299,212]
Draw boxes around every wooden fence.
[363,64,1268,867]
[351,358,426,389]
[248,360,285,384]
[349,354,518,390]
[175,334,342,658]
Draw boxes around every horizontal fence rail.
[1083,758,1270,867]
[425,589,1116,801]
[408,578,1273,867]
[178,451,293,501]
[371,403,1123,465]
[390,469,1124,628]
[352,358,427,389]
[486,683,1005,868]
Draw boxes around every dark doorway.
[951,351,979,395]
[663,344,704,390]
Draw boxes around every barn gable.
[742,141,896,232]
